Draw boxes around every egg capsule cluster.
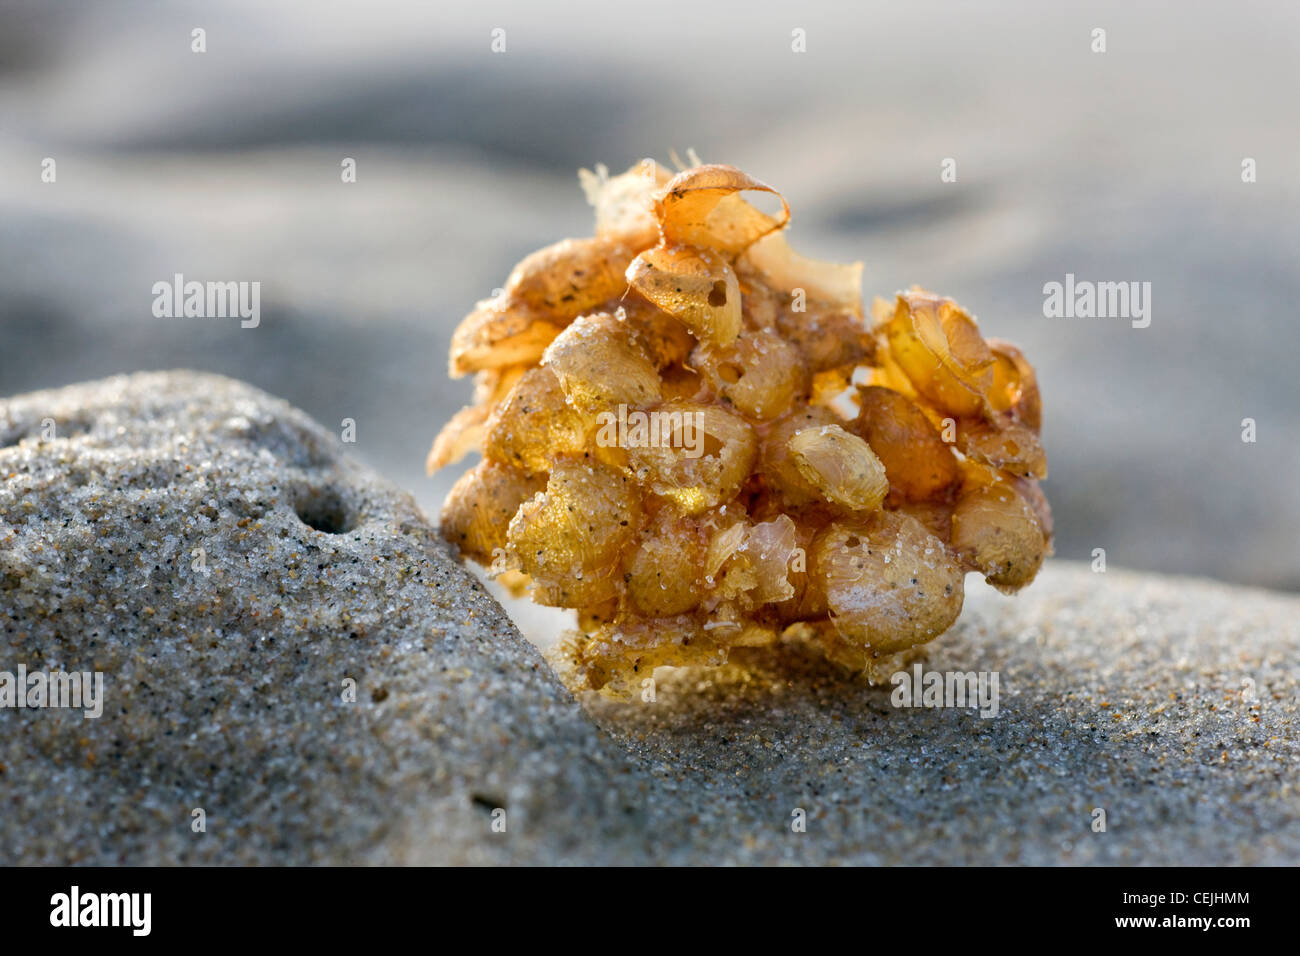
[431,162,1051,698]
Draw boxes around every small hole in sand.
[293,487,355,535]
[471,793,505,813]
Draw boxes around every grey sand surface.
[1,372,1296,864]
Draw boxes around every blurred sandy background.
[1,0,1297,589]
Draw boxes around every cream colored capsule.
[504,459,641,606]
[541,312,662,412]
[788,424,889,513]
[813,512,964,653]
[440,460,545,566]
[624,401,758,514]
[625,244,742,346]
[692,329,808,420]
[951,478,1047,592]
[483,366,588,475]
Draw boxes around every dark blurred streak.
[818,191,978,234]
[92,63,655,173]
[0,297,77,390]
[0,2,68,76]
